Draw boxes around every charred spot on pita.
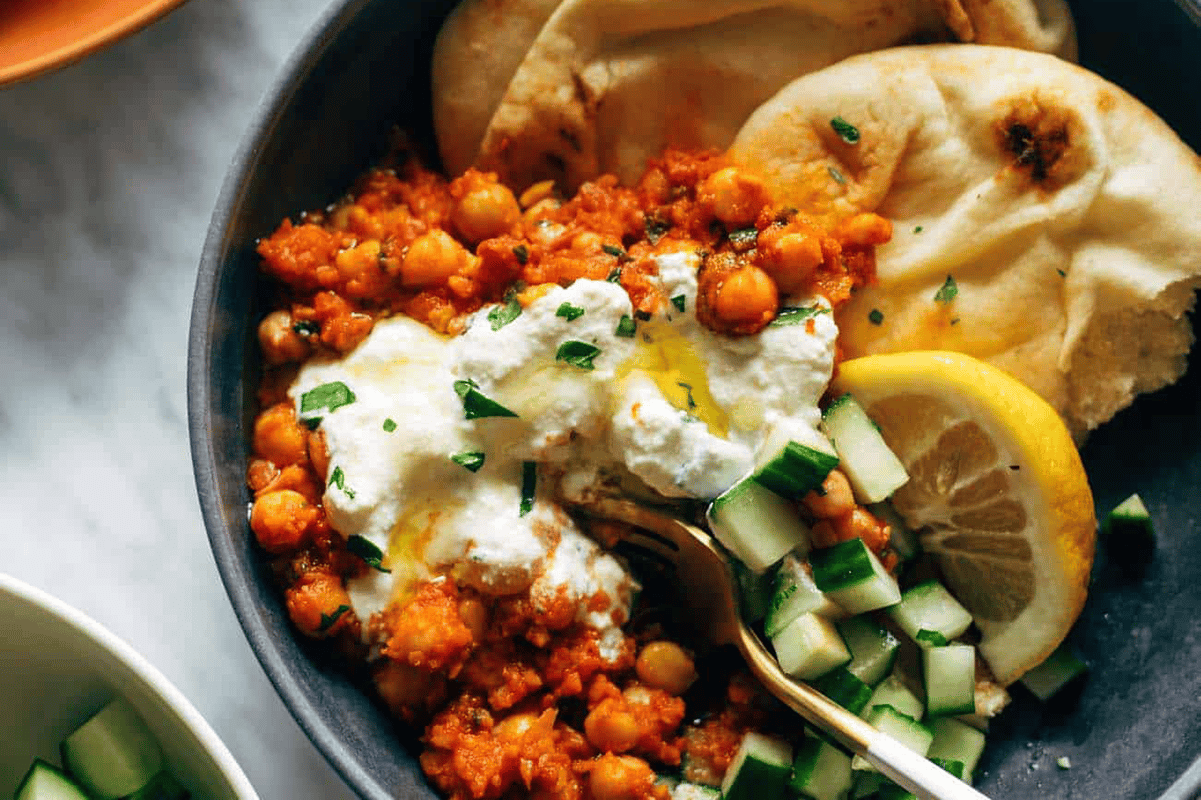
[995,96,1083,191]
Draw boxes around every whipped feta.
[290,253,838,650]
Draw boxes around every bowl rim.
[188,0,394,798]
[0,573,259,799]
[0,0,190,88]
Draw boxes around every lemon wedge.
[830,351,1096,686]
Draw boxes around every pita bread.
[729,44,1201,436]
[432,0,563,176]
[469,0,1076,191]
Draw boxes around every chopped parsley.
[347,535,390,573]
[1057,268,1067,277]
[299,381,356,427]
[328,466,355,499]
[556,302,585,321]
[671,294,687,313]
[645,215,670,245]
[556,341,601,370]
[382,418,397,432]
[868,309,884,325]
[487,297,522,331]
[728,226,758,250]
[831,116,860,144]
[450,451,486,472]
[914,225,924,234]
[828,166,847,185]
[615,315,637,338]
[677,382,697,409]
[769,305,830,327]
[934,275,958,304]
[634,309,652,321]
[317,604,351,633]
[453,378,518,419]
[602,243,630,262]
[512,244,529,265]
[520,461,536,516]
[292,319,320,336]
[606,267,623,283]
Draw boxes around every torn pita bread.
[469,0,1076,191]
[432,0,563,176]
[729,44,1201,436]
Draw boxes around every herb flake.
[487,297,522,331]
[615,315,637,338]
[292,319,320,336]
[450,451,486,472]
[317,604,351,633]
[300,381,356,415]
[769,305,830,327]
[868,309,884,325]
[728,226,759,250]
[671,294,687,313]
[645,215,670,245]
[602,243,630,262]
[329,466,355,499]
[556,302,585,321]
[828,166,847,185]
[347,535,390,573]
[520,461,536,517]
[606,267,623,283]
[512,244,529,265]
[934,275,959,304]
[453,378,518,420]
[556,340,602,370]
[382,418,397,432]
[831,116,860,144]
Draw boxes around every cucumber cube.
[753,426,839,500]
[709,477,811,572]
[814,667,874,715]
[772,611,851,681]
[927,717,986,783]
[61,697,165,800]
[1019,642,1088,701]
[852,705,932,773]
[722,732,792,800]
[860,674,925,722]
[922,644,977,717]
[734,560,773,623]
[789,735,854,800]
[810,538,901,614]
[821,394,909,503]
[15,761,92,800]
[887,581,972,646]
[765,554,840,638]
[837,615,900,687]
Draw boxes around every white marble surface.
[0,1,358,798]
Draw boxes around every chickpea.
[589,754,657,800]
[253,403,309,467]
[374,660,443,715]
[452,182,521,243]
[635,641,696,696]
[257,310,310,365]
[285,571,352,637]
[457,597,489,641]
[700,166,769,228]
[804,470,855,520]
[584,702,641,752]
[833,507,891,552]
[713,265,778,326]
[760,230,824,295]
[839,212,893,248]
[401,229,475,287]
[518,179,556,209]
[250,489,318,553]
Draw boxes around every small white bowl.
[0,574,258,799]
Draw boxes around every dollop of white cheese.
[291,258,837,650]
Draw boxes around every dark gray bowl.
[188,2,1201,798]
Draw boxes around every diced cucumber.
[810,539,901,614]
[929,758,966,780]
[852,706,932,773]
[721,732,792,800]
[851,772,888,799]
[836,616,900,687]
[886,581,972,646]
[860,674,924,721]
[670,783,721,800]
[922,644,977,717]
[734,560,774,622]
[772,611,851,681]
[1103,492,1152,536]
[867,502,919,562]
[789,735,854,800]
[876,783,917,800]
[764,554,841,638]
[926,717,986,783]
[126,771,189,800]
[60,697,165,800]
[814,667,874,715]
[753,424,839,500]
[709,477,811,572]
[820,394,909,503]
[1019,642,1088,701]
[14,761,92,800]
